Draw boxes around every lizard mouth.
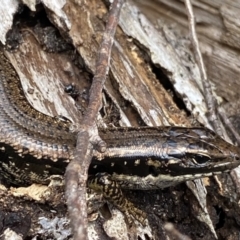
[165,159,240,176]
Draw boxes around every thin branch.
[82,1,124,126]
[184,1,240,231]
[65,0,125,239]
[184,0,222,137]
[184,0,240,146]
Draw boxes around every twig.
[184,0,222,137]
[184,1,240,234]
[64,0,125,239]
[184,0,240,146]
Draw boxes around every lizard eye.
[193,154,211,165]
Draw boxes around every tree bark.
[0,0,240,239]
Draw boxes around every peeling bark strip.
[64,1,125,239]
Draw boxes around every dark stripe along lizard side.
[0,50,240,224]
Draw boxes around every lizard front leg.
[88,172,147,226]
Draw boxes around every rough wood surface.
[0,0,240,239]
[135,0,240,110]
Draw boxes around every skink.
[0,50,239,223]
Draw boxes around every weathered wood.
[0,0,240,239]
[135,0,240,109]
